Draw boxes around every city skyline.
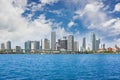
[0,31,113,49]
[0,31,119,51]
[0,31,120,53]
[0,0,120,48]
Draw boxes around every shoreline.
[0,52,119,54]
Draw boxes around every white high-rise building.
[74,41,79,51]
[67,35,74,51]
[51,31,56,50]
[42,39,50,50]
[31,41,40,52]
[31,41,35,52]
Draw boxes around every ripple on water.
[0,54,120,80]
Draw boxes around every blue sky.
[0,0,120,48]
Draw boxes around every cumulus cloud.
[12,0,27,10]
[0,0,120,48]
[69,0,120,46]
[78,2,120,37]
[114,3,120,12]
[74,1,108,30]
[0,0,58,48]
[99,18,120,37]
[0,0,73,48]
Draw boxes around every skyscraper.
[91,33,96,51]
[31,41,40,53]
[103,44,105,49]
[25,41,31,53]
[51,31,56,50]
[1,43,5,50]
[31,41,35,53]
[42,38,50,50]
[67,35,74,51]
[57,37,67,51]
[74,41,79,51]
[6,41,11,50]
[82,37,86,50]
[35,41,40,51]
[16,46,22,53]
[96,39,100,50]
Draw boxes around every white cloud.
[48,10,62,15]
[0,0,119,49]
[68,21,76,28]
[114,3,120,12]
[40,0,58,4]
[29,3,43,12]
[0,0,74,49]
[74,1,107,29]
[26,0,59,17]
[84,2,104,12]
[102,19,117,28]
[0,0,55,48]
[12,0,27,10]
[71,0,120,47]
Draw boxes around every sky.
[0,0,120,49]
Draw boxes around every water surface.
[0,54,120,80]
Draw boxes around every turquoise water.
[0,54,120,80]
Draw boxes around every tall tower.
[6,41,11,50]
[82,37,86,50]
[103,44,105,49]
[67,35,74,51]
[96,39,100,50]
[51,31,56,50]
[91,33,96,51]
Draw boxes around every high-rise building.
[16,46,22,53]
[1,43,5,50]
[74,41,79,51]
[57,37,67,51]
[91,33,96,51]
[96,39,100,50]
[6,41,11,50]
[35,41,40,51]
[42,39,50,50]
[51,31,56,50]
[103,44,105,49]
[67,35,74,51]
[91,33,101,51]
[82,37,86,50]
[31,41,40,53]
[31,42,34,53]
[25,41,31,53]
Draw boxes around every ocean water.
[0,54,120,80]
